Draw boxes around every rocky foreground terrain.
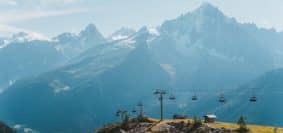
[0,122,15,133]
[95,117,239,133]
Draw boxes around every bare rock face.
[0,122,15,133]
[194,126,236,133]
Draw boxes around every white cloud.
[0,8,89,23]
[0,0,17,6]
[0,0,82,7]
[37,0,77,4]
[0,24,50,40]
[0,1,89,39]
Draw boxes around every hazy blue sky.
[0,0,282,38]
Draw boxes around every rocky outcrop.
[0,122,15,133]
[96,120,238,133]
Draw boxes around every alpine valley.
[0,3,282,133]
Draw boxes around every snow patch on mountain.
[13,124,39,133]
[49,80,71,93]
[160,64,176,77]
[0,40,9,48]
[121,37,136,45]
[109,27,136,41]
[111,35,129,41]
[148,27,160,36]
[206,48,245,63]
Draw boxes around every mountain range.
[0,24,107,90]
[0,3,282,133]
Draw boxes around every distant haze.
[1,3,283,132]
[0,0,282,37]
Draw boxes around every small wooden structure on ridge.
[204,114,217,123]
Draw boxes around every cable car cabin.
[250,96,257,102]
[153,90,159,95]
[219,98,226,103]
[218,95,226,103]
[115,110,121,116]
[204,114,217,123]
[169,95,176,100]
[192,95,198,101]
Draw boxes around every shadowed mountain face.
[0,3,283,133]
[0,42,170,133]
[186,69,283,126]
[0,41,66,89]
[0,122,14,133]
[223,69,283,126]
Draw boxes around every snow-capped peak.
[52,32,78,42]
[79,23,105,44]
[11,32,50,42]
[79,23,100,36]
[83,23,97,32]
[136,26,160,36]
[193,3,224,17]
[198,3,218,10]
[0,31,50,49]
[109,27,136,41]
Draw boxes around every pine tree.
[192,116,202,128]
[237,116,249,132]
[121,114,130,130]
